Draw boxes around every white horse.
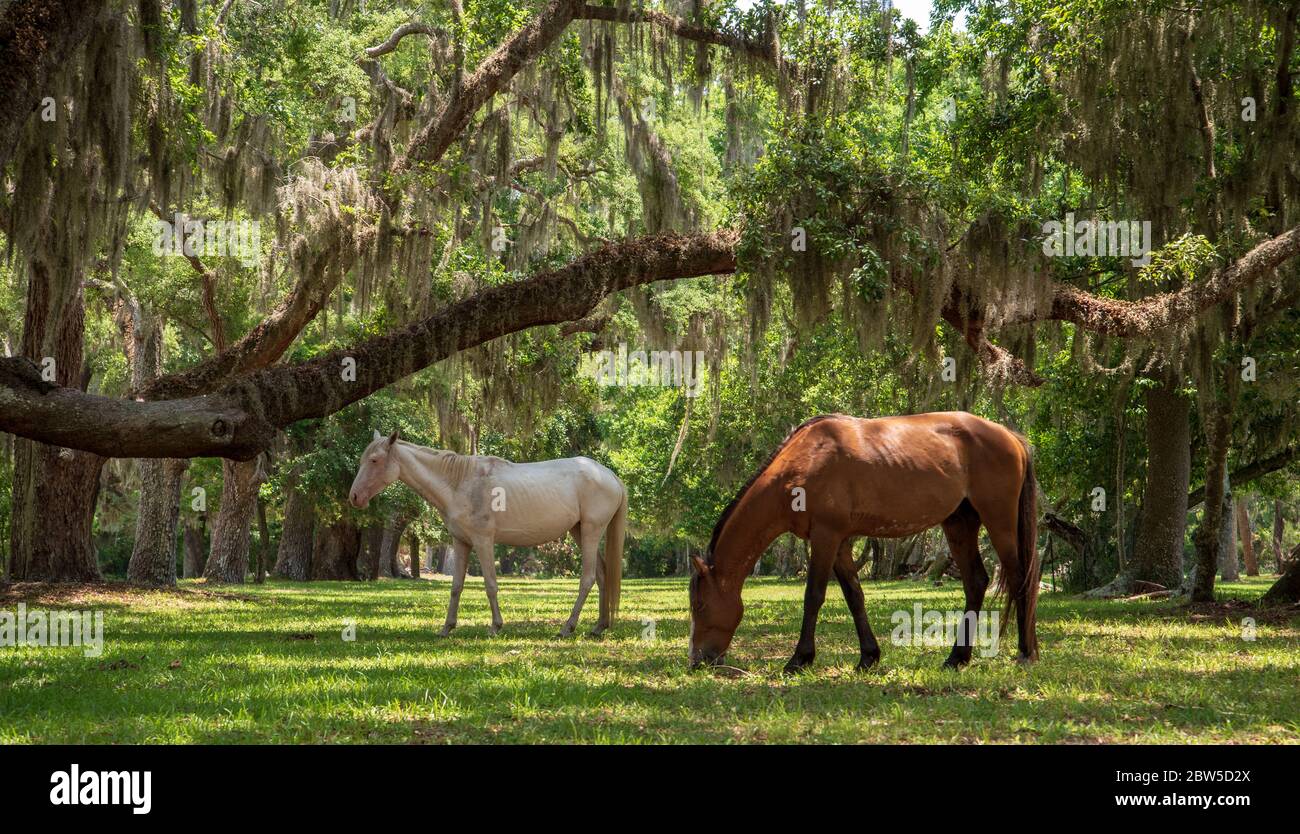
[349,430,627,637]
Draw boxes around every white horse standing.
[349,430,626,636]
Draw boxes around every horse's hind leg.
[940,501,987,669]
[784,530,839,674]
[832,538,881,671]
[560,523,601,637]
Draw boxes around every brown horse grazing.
[689,412,1040,672]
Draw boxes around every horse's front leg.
[439,538,471,637]
[785,531,840,674]
[472,536,504,635]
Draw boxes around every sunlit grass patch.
[0,576,1296,743]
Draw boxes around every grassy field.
[1,574,1297,744]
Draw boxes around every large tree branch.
[0,0,108,172]
[138,226,357,401]
[393,0,782,173]
[574,3,778,65]
[1034,224,1300,337]
[1187,445,1299,509]
[0,231,737,458]
[394,0,582,172]
[366,21,445,59]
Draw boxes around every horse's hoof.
[1015,652,1038,665]
[941,656,969,670]
[782,656,814,675]
[557,626,575,638]
[438,626,453,638]
[587,627,605,638]
[856,652,881,672]
[489,625,503,636]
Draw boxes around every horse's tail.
[601,488,627,625]
[1015,440,1040,660]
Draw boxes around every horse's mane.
[399,442,477,489]
[704,414,844,564]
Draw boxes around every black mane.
[704,414,845,564]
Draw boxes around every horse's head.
[349,429,401,508]
[688,556,743,669]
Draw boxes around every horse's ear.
[691,556,710,577]
[372,429,383,442]
[387,428,400,447]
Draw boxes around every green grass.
[1,575,1297,743]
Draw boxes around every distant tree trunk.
[311,521,361,580]
[1218,476,1239,581]
[380,516,412,578]
[1273,500,1285,572]
[254,496,271,584]
[1236,496,1257,576]
[204,456,267,583]
[122,304,187,587]
[272,486,314,580]
[1129,379,1191,590]
[127,458,189,586]
[1191,373,1235,602]
[409,532,420,579]
[361,525,384,580]
[182,514,206,578]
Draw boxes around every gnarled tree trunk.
[203,456,266,583]
[127,458,189,585]
[7,272,102,583]
[311,521,360,580]
[182,514,206,578]
[1129,379,1191,590]
[272,485,314,580]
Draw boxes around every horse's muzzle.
[689,647,723,670]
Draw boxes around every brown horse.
[689,412,1040,672]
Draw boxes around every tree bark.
[123,304,189,587]
[254,495,271,584]
[1273,499,1285,573]
[1218,475,1239,581]
[1236,496,1258,576]
[1261,546,1300,605]
[408,531,420,579]
[127,458,189,586]
[182,514,206,579]
[311,521,360,580]
[272,485,314,580]
[360,524,384,580]
[203,456,266,583]
[1191,394,1233,601]
[7,266,103,582]
[1129,379,1191,590]
[380,516,412,578]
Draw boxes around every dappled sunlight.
[2,577,1295,743]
